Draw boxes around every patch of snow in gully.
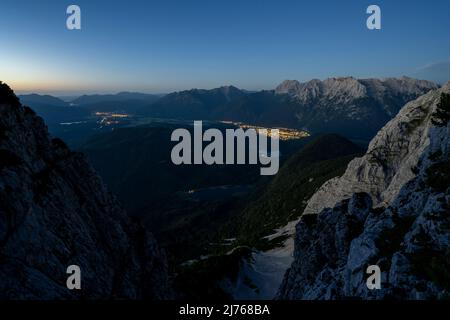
[232,220,298,300]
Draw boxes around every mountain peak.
[210,85,245,101]
[18,93,68,107]
[275,80,302,95]
[275,77,366,103]
[275,77,438,105]
[322,77,367,101]
[217,85,242,95]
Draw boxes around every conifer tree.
[431,93,450,127]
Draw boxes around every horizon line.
[10,75,445,98]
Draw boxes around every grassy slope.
[174,135,363,299]
[224,134,364,249]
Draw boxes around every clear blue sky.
[1,0,450,95]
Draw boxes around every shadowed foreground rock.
[0,82,171,299]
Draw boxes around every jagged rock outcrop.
[275,77,437,107]
[276,77,367,104]
[278,82,450,300]
[0,82,171,299]
[303,81,446,215]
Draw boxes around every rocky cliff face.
[274,77,438,140]
[0,83,171,299]
[303,81,447,215]
[278,83,450,299]
[276,77,437,107]
[276,77,367,104]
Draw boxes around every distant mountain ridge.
[19,77,438,142]
[18,94,89,126]
[139,85,247,120]
[275,77,435,106]
[18,92,162,124]
[19,94,69,107]
[72,91,160,106]
[140,77,438,141]
[272,76,438,138]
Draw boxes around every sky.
[1,0,450,95]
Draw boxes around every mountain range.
[71,92,160,106]
[19,94,69,107]
[139,77,437,140]
[19,77,437,144]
